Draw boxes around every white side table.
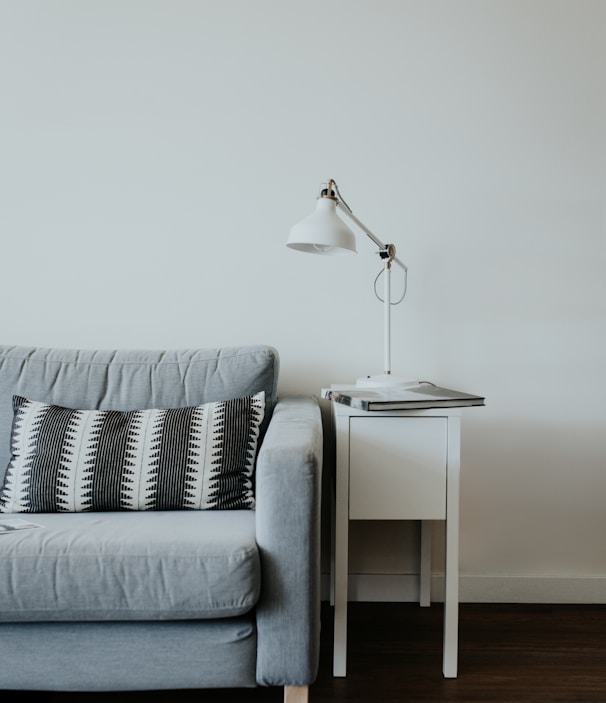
[329,392,464,679]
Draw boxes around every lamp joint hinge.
[379,244,396,266]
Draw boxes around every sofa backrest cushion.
[0,345,279,485]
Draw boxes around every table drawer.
[349,416,448,520]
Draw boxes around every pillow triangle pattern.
[0,392,265,513]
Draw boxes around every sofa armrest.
[254,395,323,687]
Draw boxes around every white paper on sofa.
[0,518,43,534]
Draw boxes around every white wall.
[1,0,605,601]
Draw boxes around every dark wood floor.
[6,602,606,702]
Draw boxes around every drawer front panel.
[349,416,447,520]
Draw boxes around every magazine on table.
[321,382,485,411]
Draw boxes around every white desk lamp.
[287,179,412,388]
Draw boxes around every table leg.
[443,415,461,678]
[333,414,350,677]
[420,520,432,607]
[330,470,336,607]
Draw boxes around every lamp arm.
[335,200,408,272]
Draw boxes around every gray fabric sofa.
[0,344,323,703]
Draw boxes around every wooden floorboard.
[5,602,606,702]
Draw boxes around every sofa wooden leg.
[284,684,308,703]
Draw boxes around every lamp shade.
[287,197,357,255]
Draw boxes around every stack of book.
[321,382,485,411]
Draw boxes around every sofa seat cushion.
[0,510,260,622]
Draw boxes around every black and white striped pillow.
[0,392,265,513]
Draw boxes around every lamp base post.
[356,373,418,388]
